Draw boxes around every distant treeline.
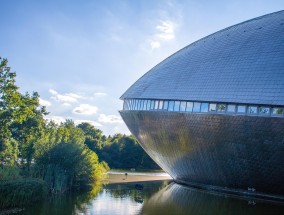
[78,123,160,170]
[0,57,158,208]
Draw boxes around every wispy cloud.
[94,92,107,97]
[66,93,82,99]
[150,41,161,49]
[156,21,175,40]
[39,98,52,107]
[149,20,176,50]
[45,115,66,124]
[49,89,82,103]
[98,114,123,124]
[72,104,98,115]
[62,103,72,106]
[74,119,102,127]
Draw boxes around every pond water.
[15,180,284,215]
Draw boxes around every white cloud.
[72,104,98,115]
[94,92,107,97]
[74,120,102,127]
[156,21,175,40]
[63,103,71,106]
[65,93,83,99]
[49,89,58,95]
[39,98,52,107]
[150,40,161,49]
[98,114,123,124]
[45,115,66,124]
[148,20,176,50]
[49,89,80,103]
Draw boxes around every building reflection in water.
[139,183,284,215]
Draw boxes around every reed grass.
[0,178,47,209]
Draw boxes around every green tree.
[77,122,105,151]
[94,133,160,170]
[10,92,48,173]
[34,120,108,193]
[0,57,47,171]
[0,57,21,166]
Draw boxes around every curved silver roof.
[121,11,284,106]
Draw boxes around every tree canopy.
[0,56,159,198]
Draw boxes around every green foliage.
[101,134,160,169]
[78,122,105,150]
[0,56,158,211]
[0,165,21,180]
[0,179,47,209]
[78,122,159,170]
[0,57,20,166]
[33,121,108,194]
[0,57,108,199]
[0,57,47,170]
[80,129,160,170]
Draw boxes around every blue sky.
[1,0,283,135]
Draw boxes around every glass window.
[141,100,145,110]
[237,105,246,113]
[248,106,258,114]
[272,108,283,115]
[201,103,209,112]
[180,101,186,112]
[123,100,126,110]
[217,104,226,112]
[133,100,137,110]
[259,107,270,114]
[227,104,236,113]
[154,100,159,109]
[142,100,146,110]
[158,100,163,109]
[168,101,174,111]
[174,101,180,111]
[186,102,193,112]
[150,100,155,110]
[163,101,169,110]
[137,100,140,110]
[123,100,128,110]
[131,100,134,110]
[146,100,151,110]
[139,100,144,110]
[193,102,201,112]
[129,100,133,110]
[209,103,216,112]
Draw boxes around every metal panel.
[120,110,284,196]
[121,10,284,106]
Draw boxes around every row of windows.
[123,99,284,117]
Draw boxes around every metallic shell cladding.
[120,110,284,197]
[120,10,284,198]
[121,10,284,106]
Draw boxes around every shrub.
[0,179,47,209]
[34,142,108,193]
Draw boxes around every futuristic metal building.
[120,11,284,199]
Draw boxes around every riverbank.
[105,171,172,184]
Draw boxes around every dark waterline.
[13,180,284,215]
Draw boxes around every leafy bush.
[0,165,21,180]
[0,179,47,209]
[34,142,108,193]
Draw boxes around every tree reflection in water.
[16,183,103,215]
[16,181,284,215]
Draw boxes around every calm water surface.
[16,180,284,215]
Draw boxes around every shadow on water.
[139,183,284,215]
[11,181,284,215]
